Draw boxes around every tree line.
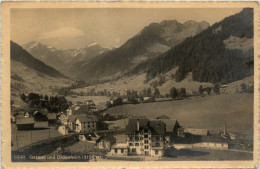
[20,92,70,113]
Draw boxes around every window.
[129,143,133,146]
[88,125,90,128]
[129,136,134,141]
[155,150,158,155]
[144,134,148,138]
[132,148,136,153]
[145,146,149,149]
[156,136,160,141]
[121,149,124,153]
[144,129,148,133]
[115,149,117,153]
[92,123,94,127]
[145,151,149,156]
[135,143,139,146]
[144,140,149,144]
[155,143,160,147]
[135,136,139,141]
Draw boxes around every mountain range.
[11,8,254,94]
[11,41,73,93]
[23,41,109,77]
[132,8,253,84]
[74,20,209,82]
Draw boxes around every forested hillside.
[133,8,254,84]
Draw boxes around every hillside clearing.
[104,93,253,140]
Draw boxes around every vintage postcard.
[1,1,259,168]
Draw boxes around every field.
[11,60,73,95]
[104,93,253,140]
[65,96,110,110]
[11,122,62,150]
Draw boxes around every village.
[11,90,253,161]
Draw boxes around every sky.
[11,8,243,49]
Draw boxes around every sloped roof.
[149,121,166,135]
[76,114,98,123]
[111,143,128,149]
[96,135,116,144]
[152,119,178,133]
[125,118,166,135]
[156,115,170,119]
[86,114,98,122]
[125,118,149,135]
[16,117,35,125]
[68,114,85,122]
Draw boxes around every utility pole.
[85,140,86,153]
[16,134,18,148]
[49,128,51,139]
[31,130,33,144]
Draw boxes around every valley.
[9,8,255,162]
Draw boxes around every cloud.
[38,27,85,39]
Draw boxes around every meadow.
[104,93,253,140]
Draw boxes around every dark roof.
[125,118,149,135]
[96,135,116,144]
[68,114,85,122]
[149,121,166,135]
[201,135,229,143]
[47,113,57,120]
[86,115,98,121]
[16,117,35,125]
[156,115,170,119]
[77,114,98,123]
[152,119,178,133]
[125,118,165,135]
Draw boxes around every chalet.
[74,115,98,133]
[86,100,96,108]
[152,118,181,143]
[125,117,166,157]
[68,114,85,131]
[96,135,116,150]
[58,113,68,125]
[47,113,57,126]
[15,117,35,130]
[66,105,90,116]
[110,143,128,156]
[33,109,48,121]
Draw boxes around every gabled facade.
[125,118,166,157]
[73,115,98,133]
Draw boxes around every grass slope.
[104,93,253,139]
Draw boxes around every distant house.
[184,128,210,136]
[15,117,35,130]
[66,107,73,116]
[143,97,151,102]
[96,135,116,150]
[68,114,86,131]
[110,143,128,156]
[59,113,68,125]
[66,105,90,116]
[47,113,57,126]
[33,109,48,121]
[74,115,98,133]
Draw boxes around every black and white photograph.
[2,2,258,166]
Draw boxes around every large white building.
[124,117,166,157]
